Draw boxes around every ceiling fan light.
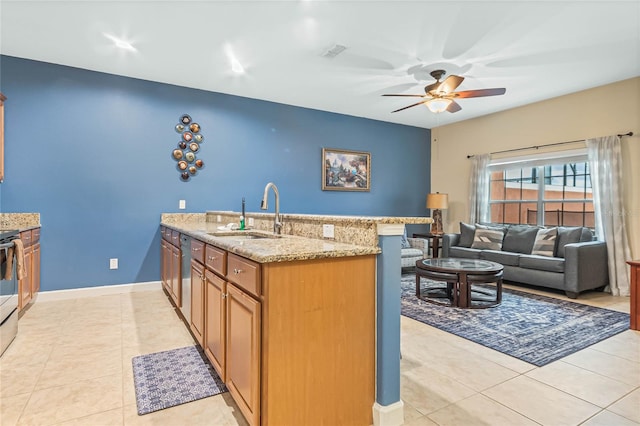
[425,98,452,113]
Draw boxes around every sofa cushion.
[580,227,594,242]
[480,249,520,266]
[519,254,565,273]
[555,227,584,257]
[531,227,558,257]
[401,248,423,259]
[458,222,476,248]
[449,246,482,259]
[471,225,505,250]
[502,225,540,254]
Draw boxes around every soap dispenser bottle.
[240,197,246,230]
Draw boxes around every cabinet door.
[226,283,261,426]
[190,259,205,346]
[171,244,181,307]
[32,243,40,294]
[204,269,226,381]
[161,241,170,292]
[19,246,33,310]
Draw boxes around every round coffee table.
[415,258,504,308]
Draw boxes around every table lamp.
[426,192,449,234]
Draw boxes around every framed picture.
[322,148,370,191]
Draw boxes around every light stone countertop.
[161,212,431,263]
[0,213,41,232]
[161,221,381,263]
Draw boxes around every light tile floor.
[0,284,638,425]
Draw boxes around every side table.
[412,233,443,258]
[628,260,640,331]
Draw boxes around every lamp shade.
[425,98,452,113]
[426,192,449,210]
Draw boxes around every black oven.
[0,230,19,356]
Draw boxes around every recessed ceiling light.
[103,33,136,52]
[231,58,245,74]
[224,45,245,74]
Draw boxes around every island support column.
[373,223,405,426]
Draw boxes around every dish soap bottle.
[240,197,246,230]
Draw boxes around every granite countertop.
[161,221,381,263]
[0,213,41,232]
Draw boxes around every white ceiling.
[1,1,639,129]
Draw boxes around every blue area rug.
[403,274,630,366]
[132,345,227,415]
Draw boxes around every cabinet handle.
[207,256,216,261]
[221,293,226,299]
[233,268,243,274]
[192,248,200,252]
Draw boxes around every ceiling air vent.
[322,44,347,58]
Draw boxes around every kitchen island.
[161,211,431,426]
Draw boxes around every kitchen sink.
[208,232,281,239]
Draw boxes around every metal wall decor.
[172,114,205,181]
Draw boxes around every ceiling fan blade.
[437,75,465,94]
[382,94,426,97]
[446,100,462,113]
[391,100,427,113]
[453,88,506,98]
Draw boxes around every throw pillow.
[502,225,540,254]
[471,225,505,250]
[401,227,410,249]
[531,227,558,257]
[555,227,583,257]
[458,222,476,248]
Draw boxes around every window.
[489,151,594,228]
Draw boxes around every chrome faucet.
[261,182,282,234]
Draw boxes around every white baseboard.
[373,400,404,426]
[36,281,163,302]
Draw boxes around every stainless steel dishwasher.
[180,234,191,321]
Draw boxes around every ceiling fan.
[382,69,506,114]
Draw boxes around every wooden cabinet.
[161,230,375,426]
[204,269,226,381]
[160,226,181,308]
[202,245,261,425]
[17,227,42,311]
[226,282,261,426]
[18,228,41,311]
[19,244,32,309]
[170,244,181,307]
[32,228,41,294]
[190,258,205,346]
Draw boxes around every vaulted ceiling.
[1,1,639,129]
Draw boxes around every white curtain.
[586,135,631,296]
[469,154,491,224]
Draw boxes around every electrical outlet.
[322,224,335,239]
[179,199,186,209]
[110,258,118,270]
[248,217,255,227]
[217,215,222,222]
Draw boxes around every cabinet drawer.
[20,230,32,246]
[170,230,180,246]
[205,245,226,276]
[191,239,205,264]
[226,254,260,298]
[161,226,170,241]
[31,228,41,244]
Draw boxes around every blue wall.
[0,55,431,291]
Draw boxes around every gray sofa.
[442,223,609,298]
